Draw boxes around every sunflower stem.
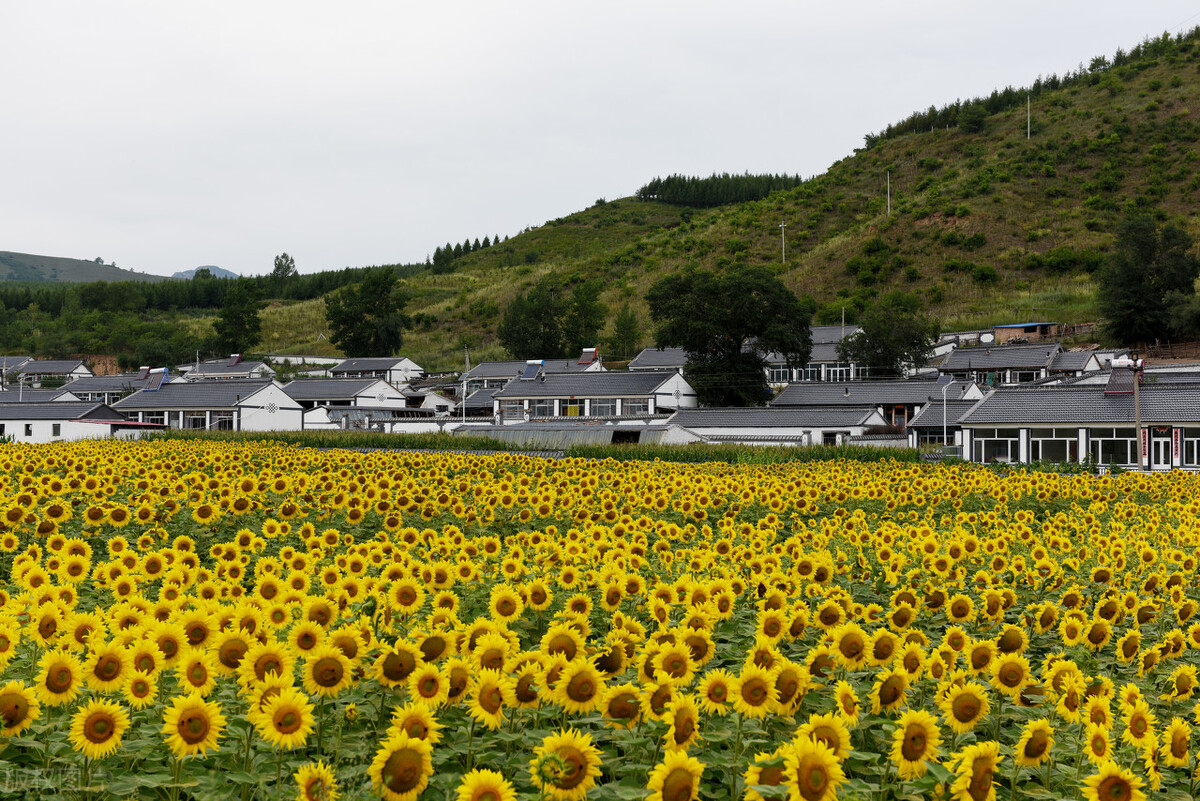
[169,756,182,801]
[276,751,283,801]
[1008,758,1018,801]
[465,716,476,771]
[730,712,744,801]
[317,695,326,754]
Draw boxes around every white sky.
[4,2,1199,277]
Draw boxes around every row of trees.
[430,235,503,274]
[1098,215,1200,344]
[864,30,1193,146]
[635,173,808,208]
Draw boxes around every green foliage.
[605,303,643,361]
[324,267,411,357]
[497,278,607,360]
[1099,214,1200,344]
[836,292,939,377]
[646,265,813,406]
[636,172,807,207]
[210,278,265,354]
[971,264,998,284]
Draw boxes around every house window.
[1029,427,1078,463]
[51,423,61,438]
[972,428,1020,463]
[1183,428,1200,466]
[1088,427,1137,466]
[826,363,852,382]
[184,412,207,429]
[213,412,235,431]
[802,364,822,382]
[499,400,524,420]
[24,424,32,437]
[530,399,555,417]
[561,400,583,417]
[1013,370,1039,384]
[767,365,790,384]
[591,398,618,416]
[143,412,165,425]
[622,398,650,415]
[0,424,4,435]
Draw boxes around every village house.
[183,355,275,381]
[491,369,696,422]
[62,368,177,404]
[462,350,604,396]
[771,378,982,428]
[330,357,424,386]
[15,359,93,387]
[0,402,157,443]
[113,379,303,432]
[281,378,409,410]
[665,406,889,446]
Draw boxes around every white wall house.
[113,379,304,432]
[665,407,888,446]
[0,402,159,444]
[331,357,423,386]
[491,370,696,423]
[282,378,409,409]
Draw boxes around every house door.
[1152,430,1173,470]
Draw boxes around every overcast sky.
[4,2,1200,277]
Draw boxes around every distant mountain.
[172,266,240,280]
[0,251,164,283]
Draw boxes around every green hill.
[0,251,163,283]
[7,30,1200,371]
[386,29,1200,371]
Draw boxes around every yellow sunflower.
[294,761,339,801]
[162,693,226,758]
[947,741,1001,801]
[646,749,704,801]
[68,699,130,759]
[455,769,516,801]
[553,660,604,715]
[302,645,354,698]
[1014,719,1054,767]
[796,711,852,761]
[663,694,700,751]
[784,738,845,801]
[890,708,941,779]
[36,649,83,707]
[0,681,39,736]
[733,663,779,718]
[468,669,512,731]
[1081,760,1145,801]
[369,731,434,801]
[254,685,314,750]
[529,728,603,801]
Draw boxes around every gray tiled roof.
[281,378,383,400]
[812,325,860,344]
[669,406,881,428]
[0,402,123,421]
[493,371,678,399]
[462,389,497,411]
[462,359,596,380]
[18,359,88,374]
[773,380,975,407]
[627,348,687,370]
[0,356,31,371]
[0,389,79,403]
[113,380,278,410]
[330,357,411,373]
[940,343,1061,371]
[1049,350,1099,372]
[907,399,982,429]
[62,374,168,393]
[960,383,1200,426]
[188,360,270,375]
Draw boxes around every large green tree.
[324,267,411,357]
[837,292,939,378]
[605,303,643,361]
[1099,215,1200,345]
[497,279,606,360]
[211,278,265,354]
[646,265,813,406]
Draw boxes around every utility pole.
[778,222,787,265]
[1134,358,1145,471]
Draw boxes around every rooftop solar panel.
[145,368,167,391]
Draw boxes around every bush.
[971,264,998,283]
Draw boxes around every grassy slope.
[29,35,1200,370]
[0,251,164,283]
[376,39,1200,371]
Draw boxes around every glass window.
[184,412,207,429]
[767,365,790,384]
[802,364,821,382]
[24,424,32,437]
[51,423,61,437]
[213,413,235,431]
[827,363,852,382]
[499,400,524,420]
[144,412,165,426]
[531,400,555,417]
[622,398,650,415]
[591,398,618,416]
[561,400,583,417]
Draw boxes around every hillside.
[381,30,1200,371]
[0,251,163,283]
[173,266,239,280]
[7,31,1200,372]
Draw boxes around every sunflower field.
[0,440,1194,801]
